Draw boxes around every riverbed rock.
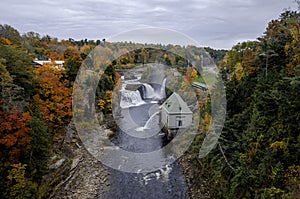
[49,158,66,170]
[125,83,142,91]
[124,73,136,80]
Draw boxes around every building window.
[178,120,182,127]
[176,116,183,127]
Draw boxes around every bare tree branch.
[218,143,235,171]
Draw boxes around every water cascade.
[120,90,144,109]
[142,83,156,99]
[136,111,160,131]
[120,78,166,108]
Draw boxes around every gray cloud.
[0,0,297,49]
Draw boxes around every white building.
[33,58,65,69]
[161,92,193,129]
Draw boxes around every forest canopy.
[0,6,299,198]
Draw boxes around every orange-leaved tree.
[33,65,72,127]
[0,105,32,165]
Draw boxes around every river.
[101,74,190,199]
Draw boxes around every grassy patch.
[196,72,217,85]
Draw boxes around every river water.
[101,75,190,199]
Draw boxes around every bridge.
[192,82,208,91]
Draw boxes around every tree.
[33,65,72,127]
[64,46,83,82]
[0,40,34,98]
[28,105,50,181]
[191,9,300,198]
[6,163,37,199]
[98,90,113,114]
[0,24,21,45]
[0,109,32,164]
[0,106,33,198]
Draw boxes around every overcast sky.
[0,0,298,49]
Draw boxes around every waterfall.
[142,78,166,100]
[144,111,160,129]
[159,78,166,99]
[120,90,145,109]
[142,83,156,99]
[136,111,159,131]
[120,76,166,109]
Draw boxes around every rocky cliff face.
[46,122,111,199]
[179,155,210,199]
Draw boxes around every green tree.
[64,46,83,82]
[0,40,34,98]
[194,9,300,198]
[0,24,21,45]
[28,105,50,182]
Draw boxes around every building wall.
[161,108,168,127]
[161,107,192,129]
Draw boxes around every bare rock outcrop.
[46,122,111,199]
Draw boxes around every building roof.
[162,92,192,114]
[33,59,64,66]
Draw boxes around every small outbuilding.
[161,92,193,130]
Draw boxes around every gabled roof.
[162,92,192,114]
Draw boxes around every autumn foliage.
[0,7,299,197]
[33,65,72,127]
[0,107,32,165]
[0,104,37,198]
